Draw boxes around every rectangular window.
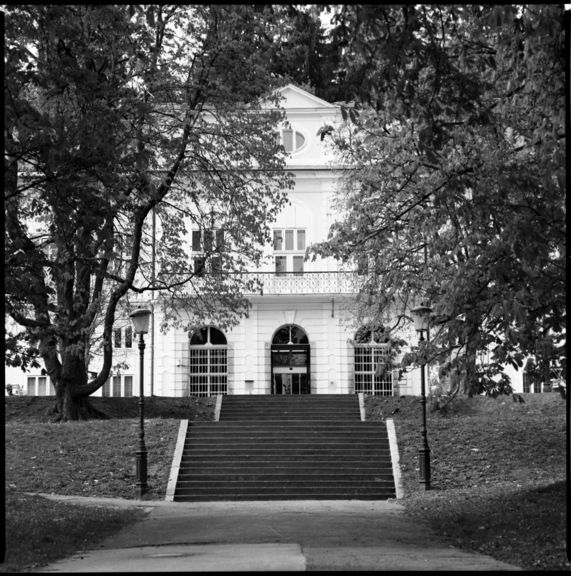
[216,229,225,250]
[193,256,206,277]
[273,230,283,251]
[124,326,133,348]
[275,256,287,276]
[354,345,393,396]
[112,375,121,396]
[203,230,214,253]
[192,228,224,275]
[114,328,122,348]
[26,376,55,396]
[293,256,304,275]
[124,375,133,397]
[211,256,222,275]
[272,228,307,275]
[102,378,111,397]
[523,372,530,393]
[192,230,202,251]
[273,228,306,252]
[189,347,228,397]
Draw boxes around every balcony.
[128,271,363,305]
[245,271,362,296]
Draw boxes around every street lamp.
[410,303,432,490]
[129,308,152,499]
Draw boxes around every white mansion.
[6,86,539,398]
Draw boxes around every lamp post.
[129,308,152,499]
[410,304,432,490]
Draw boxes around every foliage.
[261,5,347,103]
[312,5,566,394]
[4,5,298,418]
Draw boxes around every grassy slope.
[3,396,217,572]
[365,393,569,571]
[3,393,569,571]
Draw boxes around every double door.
[271,344,310,394]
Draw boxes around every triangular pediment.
[274,84,338,109]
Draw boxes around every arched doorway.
[271,324,310,394]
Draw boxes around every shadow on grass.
[402,479,568,571]
[2,488,147,573]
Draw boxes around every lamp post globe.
[129,308,152,499]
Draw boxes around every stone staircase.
[173,394,396,501]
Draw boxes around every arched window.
[354,326,393,396]
[189,326,228,397]
[272,324,309,345]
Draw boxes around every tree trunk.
[49,348,108,422]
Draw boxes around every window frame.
[189,326,228,397]
[102,373,134,397]
[26,375,55,396]
[279,127,307,154]
[353,327,393,396]
[191,228,225,276]
[113,326,133,349]
[272,227,307,275]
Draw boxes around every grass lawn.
[366,392,569,571]
[3,392,569,571]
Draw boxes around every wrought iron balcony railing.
[127,271,363,303]
[245,271,362,296]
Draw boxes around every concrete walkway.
[31,494,522,572]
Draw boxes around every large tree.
[5,4,296,420]
[312,5,566,394]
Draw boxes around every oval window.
[280,129,306,153]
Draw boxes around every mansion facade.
[6,86,535,398]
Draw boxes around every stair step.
[181,457,393,466]
[185,433,389,440]
[174,488,395,498]
[219,415,360,420]
[182,451,392,459]
[174,494,394,502]
[186,430,388,437]
[190,422,379,428]
[178,464,391,472]
[175,483,394,492]
[177,474,394,482]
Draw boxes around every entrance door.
[271,324,310,394]
[272,367,310,395]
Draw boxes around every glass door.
[272,368,310,394]
[271,324,310,394]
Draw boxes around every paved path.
[32,495,522,572]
